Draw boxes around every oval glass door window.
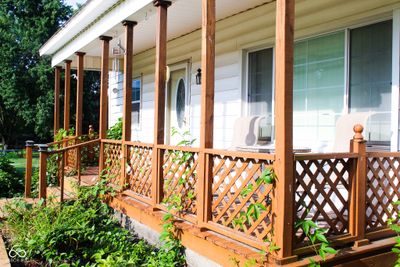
[176,78,186,128]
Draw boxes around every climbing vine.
[388,200,400,267]
[295,219,337,266]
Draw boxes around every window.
[247,48,274,139]
[349,20,392,143]
[245,20,393,150]
[293,32,345,146]
[132,77,141,128]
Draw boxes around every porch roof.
[39,0,273,67]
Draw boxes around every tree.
[0,0,72,145]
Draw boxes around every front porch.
[22,125,400,266]
[27,0,400,265]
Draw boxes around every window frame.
[242,17,394,148]
[132,74,143,130]
[243,45,276,141]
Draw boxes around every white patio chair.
[333,112,374,152]
[230,116,264,149]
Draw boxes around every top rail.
[294,152,358,161]
[124,140,154,148]
[101,139,123,145]
[47,139,100,155]
[366,151,400,157]
[157,144,200,153]
[204,148,275,161]
[47,135,80,146]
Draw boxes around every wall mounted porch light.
[195,68,202,85]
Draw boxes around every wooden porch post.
[99,36,112,174]
[121,20,137,186]
[75,52,85,136]
[151,0,171,206]
[24,140,34,198]
[272,0,296,262]
[122,21,136,142]
[64,60,72,131]
[99,36,112,139]
[38,144,49,200]
[54,66,62,137]
[349,125,369,247]
[197,0,215,224]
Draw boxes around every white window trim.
[392,9,400,151]
[132,74,142,130]
[242,46,276,141]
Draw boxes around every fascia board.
[50,0,153,66]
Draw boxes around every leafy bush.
[0,155,23,198]
[2,172,186,266]
[107,118,123,140]
[54,128,75,142]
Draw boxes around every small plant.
[295,219,337,267]
[388,200,400,267]
[107,118,123,140]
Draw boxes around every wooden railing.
[24,136,100,201]
[24,125,400,259]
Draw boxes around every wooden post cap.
[122,20,137,27]
[25,140,35,147]
[37,144,49,152]
[153,0,172,7]
[99,35,113,41]
[353,124,364,140]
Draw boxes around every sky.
[64,0,87,8]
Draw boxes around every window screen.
[349,20,392,143]
[293,31,345,146]
[132,78,141,127]
[248,48,273,139]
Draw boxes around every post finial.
[353,124,364,140]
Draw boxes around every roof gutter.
[39,0,120,56]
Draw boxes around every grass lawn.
[7,151,39,174]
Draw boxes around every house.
[34,0,400,266]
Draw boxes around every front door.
[166,63,190,145]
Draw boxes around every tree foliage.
[0,0,72,145]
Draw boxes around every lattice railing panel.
[66,139,77,169]
[162,149,199,215]
[103,143,122,185]
[126,145,153,198]
[211,155,274,241]
[366,156,400,232]
[294,158,352,246]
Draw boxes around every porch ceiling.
[44,0,273,67]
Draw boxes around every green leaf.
[316,233,328,243]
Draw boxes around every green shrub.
[2,172,186,266]
[106,118,122,140]
[0,155,23,198]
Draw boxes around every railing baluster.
[77,146,81,185]
[60,150,65,202]
[349,124,369,247]
[24,140,34,198]
[99,140,105,177]
[38,144,49,201]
